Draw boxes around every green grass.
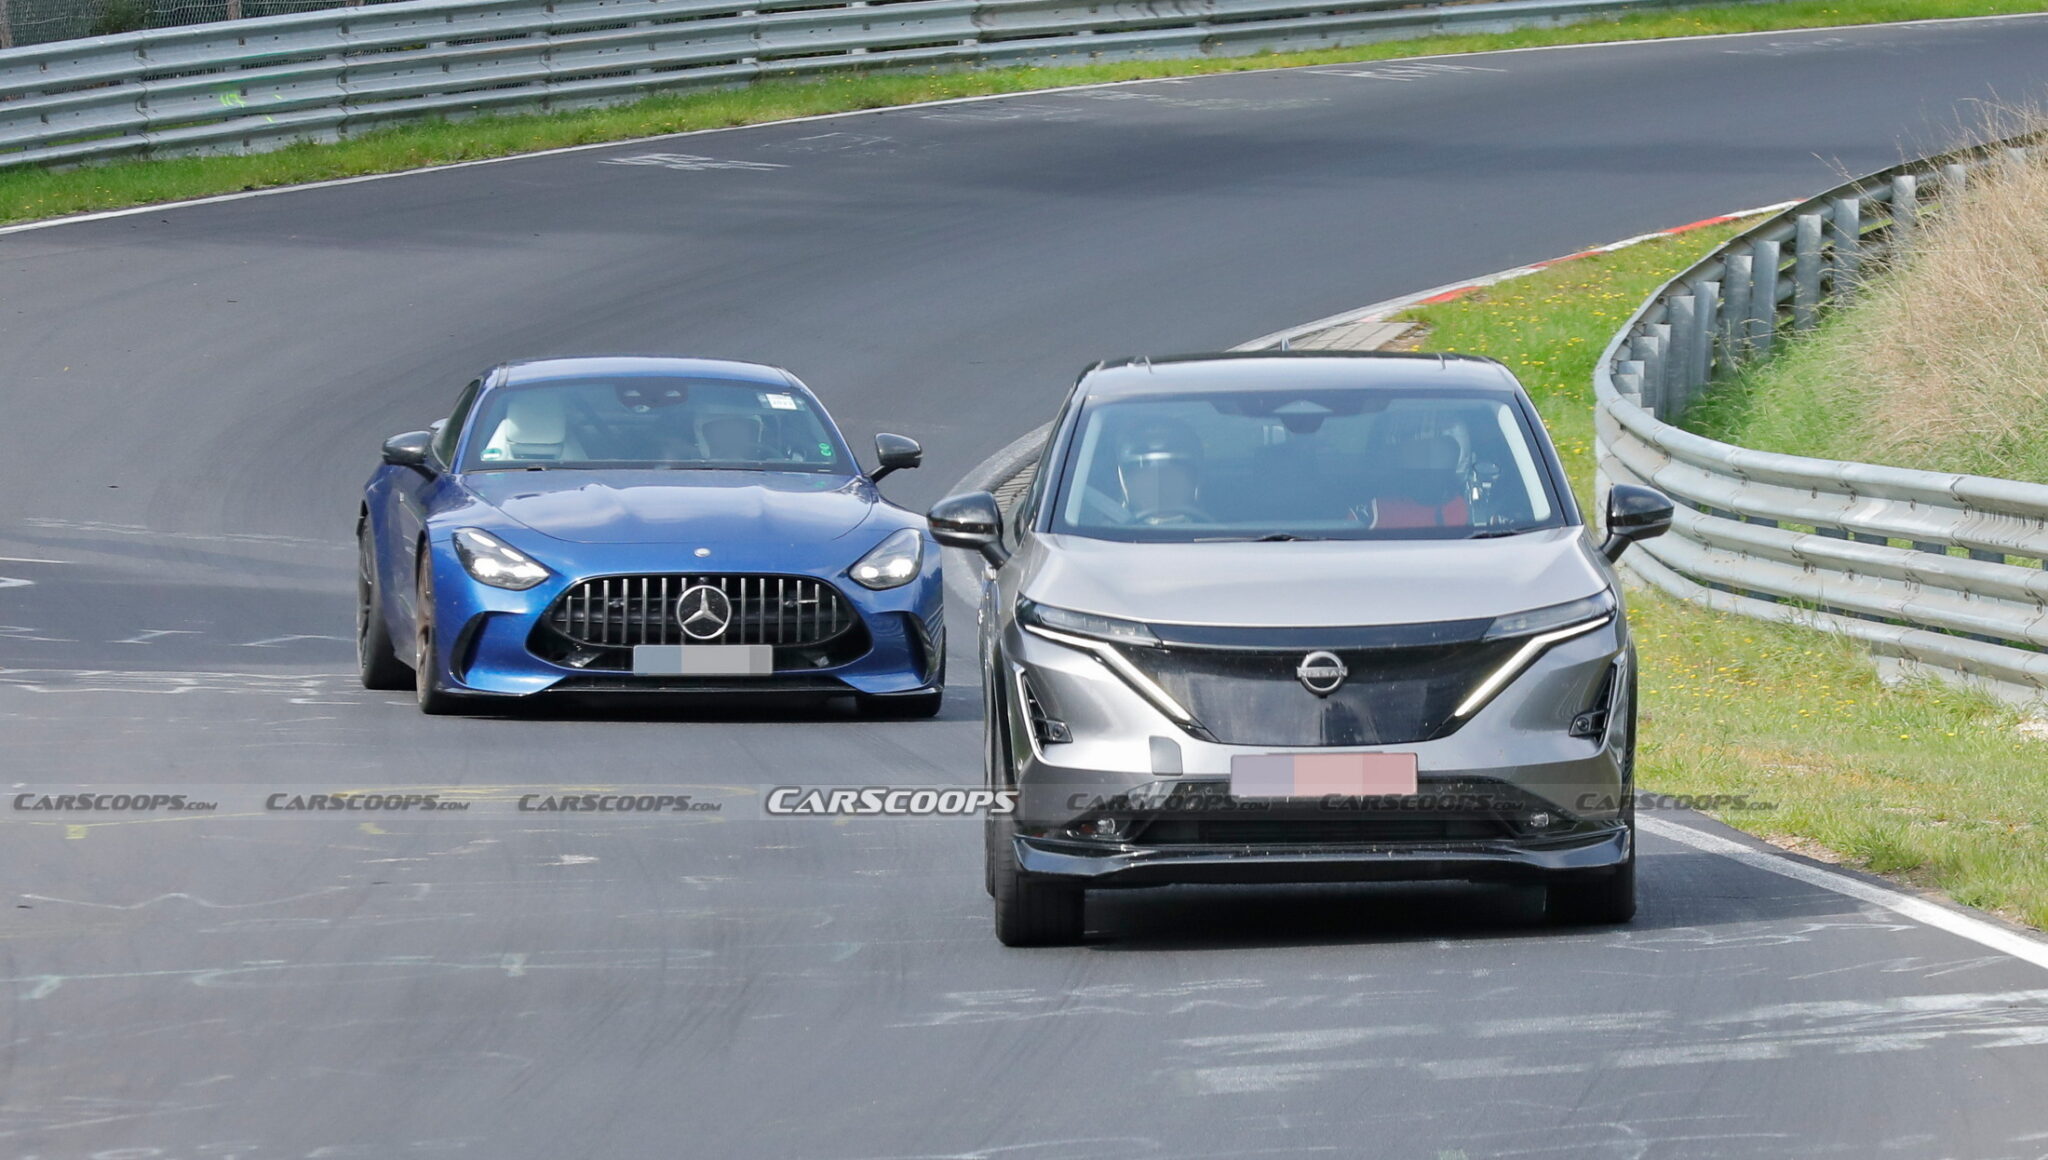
[1401,230,2048,931]
[1686,299,2048,486]
[7,0,2048,225]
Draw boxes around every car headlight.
[1482,591,1616,640]
[1016,599,1192,726]
[1016,599,1161,647]
[452,527,550,591]
[1457,591,1617,719]
[850,527,924,590]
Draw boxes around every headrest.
[1393,434,1460,472]
[502,393,567,445]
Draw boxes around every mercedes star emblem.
[1296,650,1347,697]
[675,584,733,640]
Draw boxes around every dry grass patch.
[1690,142,2048,483]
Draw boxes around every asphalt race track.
[6,16,2048,1159]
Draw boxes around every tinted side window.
[1011,396,1075,545]
[433,380,482,467]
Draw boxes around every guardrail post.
[1793,213,1824,331]
[1890,174,1918,251]
[1692,279,1719,398]
[1615,360,1645,403]
[1631,331,1665,417]
[1750,237,1780,355]
[1830,196,1863,298]
[1942,163,1969,195]
[1666,294,1697,413]
[1720,256,1749,374]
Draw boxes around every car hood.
[1026,528,1607,627]
[463,470,877,545]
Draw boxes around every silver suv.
[930,352,1672,946]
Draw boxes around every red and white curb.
[1231,200,1800,353]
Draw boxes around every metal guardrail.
[0,0,1718,170]
[1593,138,2048,703]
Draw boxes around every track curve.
[6,18,2048,1159]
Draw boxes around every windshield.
[1048,386,1568,542]
[459,376,852,473]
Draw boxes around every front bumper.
[423,540,944,698]
[1014,824,1630,887]
[998,614,1634,886]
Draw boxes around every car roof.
[493,356,797,389]
[1076,351,1521,398]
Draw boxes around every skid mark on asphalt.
[1165,987,2048,1094]
[601,152,789,171]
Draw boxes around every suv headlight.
[1016,599,1160,647]
[1016,599,1191,726]
[851,527,923,590]
[1458,591,1617,718]
[1483,591,1616,640]
[452,528,550,591]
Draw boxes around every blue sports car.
[357,356,945,716]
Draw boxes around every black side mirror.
[382,430,435,472]
[1599,483,1672,562]
[871,433,922,482]
[928,491,1009,567]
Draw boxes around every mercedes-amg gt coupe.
[357,356,945,716]
[930,351,1672,945]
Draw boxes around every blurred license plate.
[632,645,774,677]
[1229,753,1418,799]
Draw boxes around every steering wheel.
[1132,505,1212,526]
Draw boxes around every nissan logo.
[675,584,733,640]
[1296,650,1347,697]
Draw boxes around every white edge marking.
[1643,816,2048,972]
[0,10,2040,239]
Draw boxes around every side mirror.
[928,491,1009,567]
[382,430,435,471]
[1599,483,1672,562]
[871,433,922,482]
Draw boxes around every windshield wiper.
[1191,533,1331,542]
[1466,527,1532,539]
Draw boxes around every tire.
[413,554,467,717]
[356,523,413,691]
[1546,852,1636,925]
[1549,675,1637,924]
[989,816,1084,947]
[983,813,1000,898]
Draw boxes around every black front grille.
[1118,638,1526,747]
[545,574,855,648]
[1142,817,1516,845]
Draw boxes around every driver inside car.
[1114,420,1206,525]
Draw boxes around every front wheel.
[988,817,1084,946]
[1546,849,1636,925]
[413,555,467,717]
[357,523,412,691]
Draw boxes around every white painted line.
[0,12,2039,239]
[0,556,70,564]
[1643,816,2048,973]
